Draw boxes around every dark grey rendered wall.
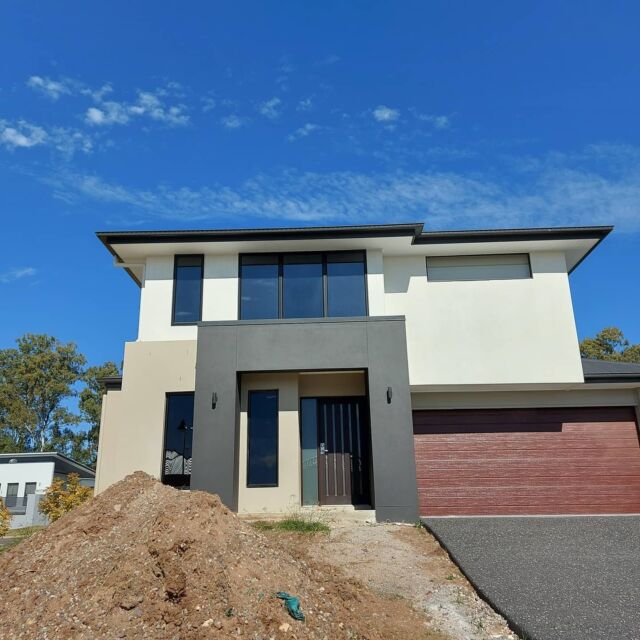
[191,316,419,522]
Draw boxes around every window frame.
[425,253,532,282]
[161,391,195,488]
[238,250,369,320]
[246,389,280,488]
[171,254,204,326]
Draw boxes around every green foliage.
[39,473,93,522]
[0,334,119,466]
[251,518,330,534]
[580,327,640,363]
[0,498,10,538]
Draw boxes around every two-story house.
[95,223,640,521]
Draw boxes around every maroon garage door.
[413,406,640,516]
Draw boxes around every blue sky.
[0,0,639,369]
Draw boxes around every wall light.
[211,392,218,409]
[386,387,393,404]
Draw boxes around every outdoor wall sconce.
[386,386,393,404]
[211,392,218,409]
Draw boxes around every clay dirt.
[0,472,448,640]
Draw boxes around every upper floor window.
[239,251,368,320]
[172,255,203,325]
[426,254,531,282]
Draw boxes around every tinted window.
[162,393,194,488]
[426,254,531,281]
[247,390,278,487]
[172,255,203,324]
[300,398,319,505]
[283,255,323,318]
[240,256,279,320]
[24,482,37,495]
[326,252,367,317]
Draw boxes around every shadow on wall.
[383,257,426,294]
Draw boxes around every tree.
[38,473,93,523]
[0,498,10,537]
[78,361,120,465]
[0,334,86,453]
[580,327,640,363]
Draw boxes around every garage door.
[413,406,640,516]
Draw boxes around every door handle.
[320,442,327,455]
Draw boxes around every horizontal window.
[426,254,531,282]
[239,251,368,320]
[172,255,203,325]
[247,390,279,487]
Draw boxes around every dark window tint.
[283,255,323,318]
[172,255,203,324]
[240,256,279,320]
[326,252,367,317]
[247,390,278,487]
[162,393,194,488]
[5,483,18,507]
[24,482,37,495]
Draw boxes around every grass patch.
[0,525,46,555]
[252,518,330,534]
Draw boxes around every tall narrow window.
[247,390,279,487]
[162,393,195,488]
[300,398,319,505]
[327,252,367,317]
[172,255,203,324]
[283,254,323,318]
[240,255,279,320]
[6,483,18,508]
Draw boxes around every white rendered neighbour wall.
[384,250,584,386]
[0,461,54,497]
[138,255,239,341]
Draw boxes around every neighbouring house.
[0,452,95,529]
[95,223,640,521]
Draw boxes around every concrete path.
[424,516,640,640]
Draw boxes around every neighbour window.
[247,390,279,487]
[24,482,36,496]
[6,483,18,507]
[172,255,203,324]
[162,392,195,488]
[239,251,367,320]
[426,254,531,282]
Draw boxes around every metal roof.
[582,358,640,383]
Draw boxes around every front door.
[317,397,370,506]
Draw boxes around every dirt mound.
[0,472,437,639]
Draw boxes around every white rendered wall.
[138,255,239,341]
[384,250,584,386]
[0,461,54,497]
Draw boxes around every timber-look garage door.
[413,406,640,516]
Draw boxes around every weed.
[251,518,330,534]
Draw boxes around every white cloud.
[372,105,400,123]
[412,111,451,130]
[0,267,37,283]
[0,120,48,149]
[220,114,248,129]
[297,98,313,112]
[202,97,217,112]
[0,118,92,157]
[44,144,640,232]
[317,54,340,66]
[84,87,189,127]
[258,97,282,119]
[27,76,73,100]
[288,123,320,142]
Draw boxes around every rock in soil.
[0,472,446,639]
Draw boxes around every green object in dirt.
[276,591,305,621]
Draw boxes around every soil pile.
[0,472,437,639]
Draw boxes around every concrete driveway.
[424,516,640,640]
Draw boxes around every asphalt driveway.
[424,516,640,640]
